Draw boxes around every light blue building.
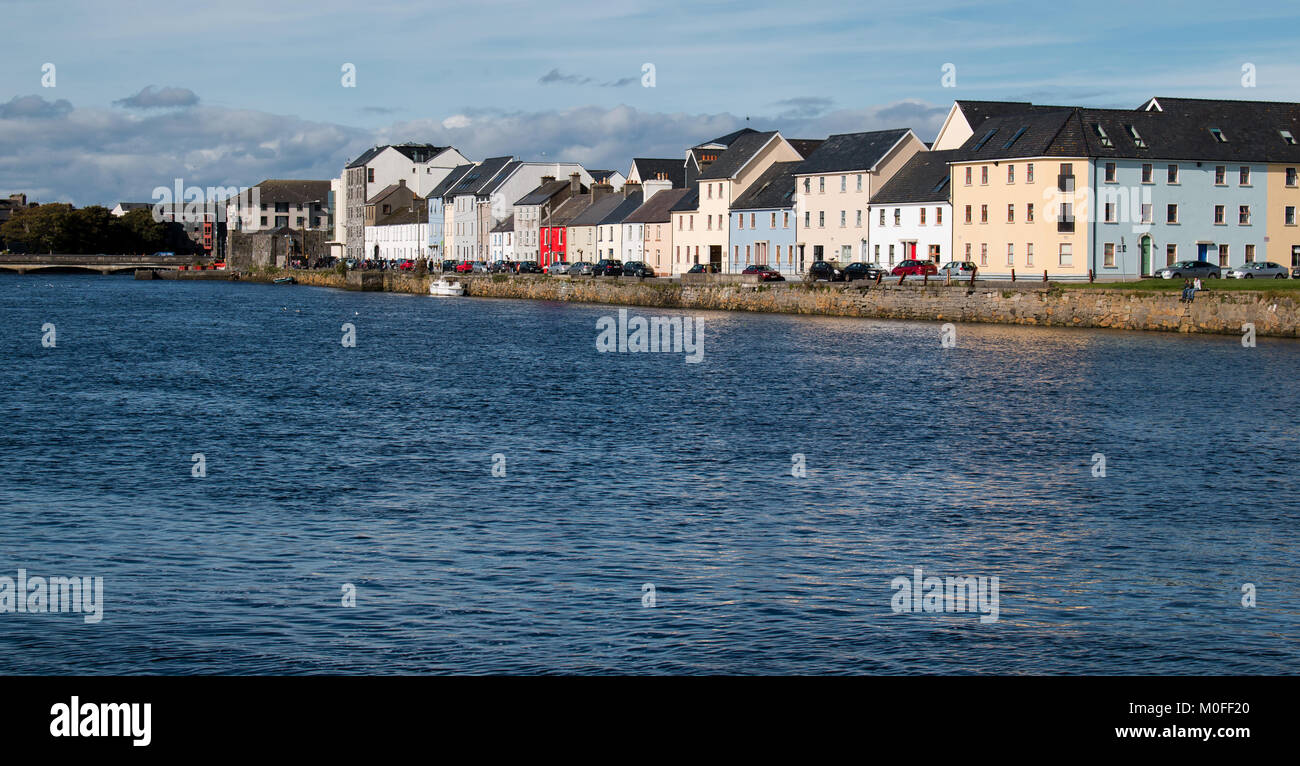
[728,161,801,276]
[425,164,474,262]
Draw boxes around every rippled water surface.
[1,273,1297,674]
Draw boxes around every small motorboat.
[272,276,296,284]
[429,278,464,297]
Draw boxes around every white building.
[363,206,428,263]
[343,144,468,261]
[867,150,955,267]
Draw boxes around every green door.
[1140,236,1151,276]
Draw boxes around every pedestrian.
[1191,275,1202,302]
[1180,278,1191,302]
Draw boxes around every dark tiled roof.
[698,131,779,180]
[491,214,514,233]
[787,139,825,158]
[623,188,691,223]
[587,169,618,184]
[448,156,514,197]
[366,182,416,205]
[668,186,699,213]
[730,161,801,210]
[948,110,1076,161]
[373,206,423,226]
[426,164,475,199]
[694,127,758,148]
[545,194,593,226]
[567,194,625,226]
[480,160,523,194]
[597,192,644,225]
[796,129,912,174]
[346,143,450,168]
[629,158,686,187]
[514,179,572,206]
[252,179,331,205]
[870,150,960,204]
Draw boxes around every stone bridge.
[0,254,204,274]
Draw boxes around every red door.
[909,242,917,259]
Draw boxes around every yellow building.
[1267,163,1300,270]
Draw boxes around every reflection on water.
[0,274,1297,674]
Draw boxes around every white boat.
[429,278,465,297]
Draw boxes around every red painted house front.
[541,226,566,266]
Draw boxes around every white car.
[1225,261,1289,279]
[544,261,570,275]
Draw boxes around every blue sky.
[3,0,1299,205]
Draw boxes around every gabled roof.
[629,158,686,187]
[624,188,690,223]
[795,129,912,175]
[730,161,801,211]
[545,194,593,226]
[366,182,416,205]
[346,143,450,168]
[447,156,514,197]
[787,139,825,158]
[948,110,1077,161]
[698,130,780,180]
[426,164,475,199]
[373,205,423,226]
[479,160,524,195]
[694,127,758,149]
[251,179,331,205]
[597,192,644,225]
[491,214,515,233]
[587,169,618,184]
[567,194,625,227]
[668,186,700,213]
[514,179,572,206]
[870,150,960,204]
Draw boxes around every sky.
[2,0,1299,206]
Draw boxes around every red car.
[891,259,938,276]
[399,259,415,272]
[742,264,785,281]
[455,261,474,273]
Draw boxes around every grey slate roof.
[694,127,758,148]
[347,143,450,168]
[629,158,686,187]
[514,179,572,206]
[795,129,912,175]
[447,156,514,197]
[252,179,331,204]
[545,194,593,226]
[623,188,691,224]
[587,169,618,184]
[730,161,801,211]
[491,214,514,233]
[698,131,779,180]
[567,194,625,227]
[426,164,475,199]
[480,160,523,194]
[668,186,699,213]
[869,150,960,205]
[373,206,423,226]
[366,182,416,205]
[787,139,825,158]
[597,192,644,225]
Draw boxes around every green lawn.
[1058,277,1300,292]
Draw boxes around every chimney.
[541,175,556,185]
[398,179,406,187]
[623,180,642,199]
[592,182,613,202]
[570,172,581,194]
[641,179,671,204]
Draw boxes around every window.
[783,212,789,228]
[972,129,998,151]
[1166,204,1178,224]
[1126,124,1147,148]
[819,177,825,193]
[770,212,776,228]
[1288,168,1298,187]
[1219,244,1230,266]
[1140,203,1152,224]
[1058,203,1074,232]
[894,209,901,226]
[1104,203,1116,223]
[1104,243,1115,267]
[964,242,971,259]
[1026,163,1035,183]
[1026,243,1034,266]
[804,211,810,227]
[980,204,988,224]
[1215,205,1225,225]
[1003,126,1029,149]
[929,244,941,260]
[840,176,846,192]
[818,211,825,227]
[1059,243,1073,266]
[1008,204,1015,223]
[1105,162,1116,183]
[1246,244,1256,262]
[367,168,375,183]
[1167,164,1179,184]
[1283,130,1298,145]
[856,210,862,227]
[856,175,863,192]
[981,166,989,185]
[879,209,886,226]
[964,166,973,185]
[920,208,927,225]
[965,205,972,224]
[841,210,847,227]
[1209,128,1226,143]
[888,245,895,264]
[1007,165,1015,183]
[1093,124,1113,147]
[803,178,810,193]
[1007,243,1015,266]
[1239,205,1251,225]
[1215,166,1226,185]
[734,215,740,230]
[1166,244,1177,266]
[1027,203,1034,223]
[1141,164,1153,183]
[750,213,756,228]
[935,208,942,225]
[1287,206,1296,226]
[1240,166,1251,185]
[980,243,988,266]
[707,184,712,199]
[874,244,880,260]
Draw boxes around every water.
[1,273,1297,674]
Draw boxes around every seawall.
[135,269,1300,337]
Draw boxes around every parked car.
[891,259,939,277]
[454,261,474,273]
[544,260,570,275]
[686,263,721,274]
[593,259,624,276]
[807,260,847,282]
[1157,260,1221,279]
[1225,261,1289,279]
[843,262,884,281]
[623,261,655,277]
[440,259,459,273]
[489,260,512,273]
[742,264,785,281]
[938,260,979,278]
[515,261,543,274]
[399,259,415,272]
[1294,266,1300,279]
[567,261,594,275]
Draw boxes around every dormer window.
[1093,124,1113,147]
[1282,130,1297,145]
[971,129,997,152]
[1209,128,1227,143]
[1125,124,1147,149]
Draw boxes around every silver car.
[567,261,594,275]
[1225,261,1289,279]
[544,260,570,275]
[1156,260,1221,279]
